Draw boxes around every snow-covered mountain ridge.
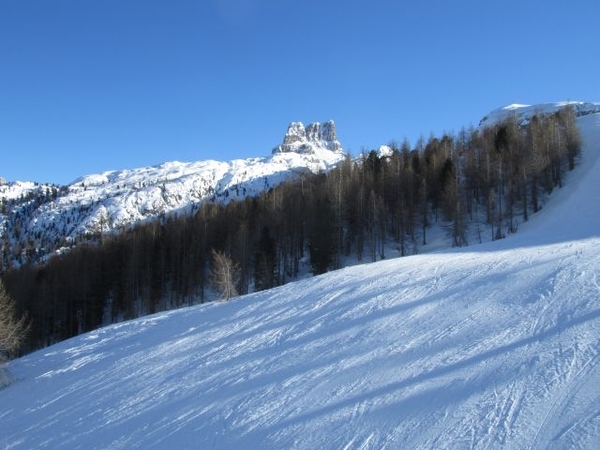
[479,100,600,127]
[0,121,344,267]
[1,102,596,269]
[1,111,600,449]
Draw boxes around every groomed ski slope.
[1,114,600,449]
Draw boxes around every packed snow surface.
[2,113,600,449]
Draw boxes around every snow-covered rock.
[273,120,343,155]
[377,144,393,158]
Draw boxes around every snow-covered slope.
[479,100,600,127]
[0,121,344,266]
[1,113,599,448]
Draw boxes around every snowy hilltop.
[479,100,600,127]
[0,121,345,268]
[1,109,600,449]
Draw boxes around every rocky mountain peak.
[273,120,343,155]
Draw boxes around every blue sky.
[1,0,599,185]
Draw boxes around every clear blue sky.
[2,0,599,185]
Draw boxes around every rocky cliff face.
[274,120,343,155]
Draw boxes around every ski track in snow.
[1,112,600,449]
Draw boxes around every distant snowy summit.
[479,101,600,127]
[0,120,346,267]
[273,120,343,155]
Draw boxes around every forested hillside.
[2,110,599,450]
[1,105,583,353]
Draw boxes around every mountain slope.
[479,100,600,128]
[1,113,599,448]
[0,121,344,267]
